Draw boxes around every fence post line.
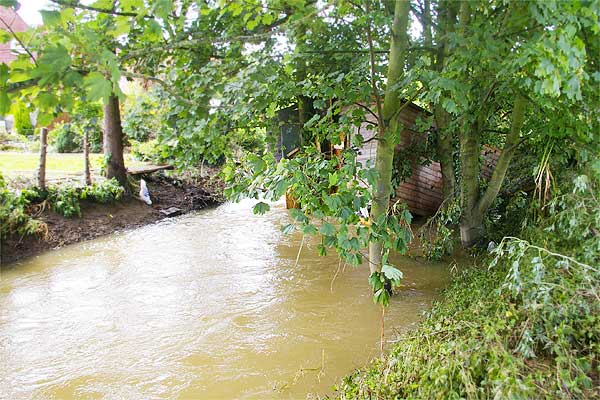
[37,127,47,189]
[83,127,92,186]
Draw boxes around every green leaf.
[320,221,336,236]
[382,264,403,284]
[0,90,10,116]
[252,201,270,215]
[262,13,274,25]
[40,10,62,26]
[248,155,266,174]
[328,172,338,187]
[369,272,383,291]
[281,223,295,234]
[289,208,308,223]
[0,63,8,85]
[84,72,113,103]
[373,288,390,306]
[37,112,54,127]
[246,17,259,30]
[302,223,317,235]
[36,92,58,110]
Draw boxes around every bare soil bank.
[1,173,224,265]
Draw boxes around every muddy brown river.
[0,199,450,399]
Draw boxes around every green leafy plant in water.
[418,197,461,260]
[224,145,413,306]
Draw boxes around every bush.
[0,173,45,239]
[80,179,124,203]
[123,91,165,142]
[46,178,125,217]
[12,101,34,136]
[48,103,103,153]
[130,139,164,162]
[50,123,82,153]
[73,102,103,153]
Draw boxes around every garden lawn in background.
[0,152,146,179]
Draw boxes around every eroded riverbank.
[0,199,450,399]
[1,172,224,264]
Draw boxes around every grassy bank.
[335,177,599,399]
[0,152,145,179]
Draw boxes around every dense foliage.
[0,0,597,305]
[50,122,80,153]
[0,172,46,239]
[48,103,102,153]
[11,100,33,136]
[336,174,599,398]
[1,178,124,231]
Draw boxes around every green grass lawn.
[0,152,146,178]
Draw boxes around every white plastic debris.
[139,179,152,205]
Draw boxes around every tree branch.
[49,0,151,18]
[122,71,194,105]
[353,102,379,121]
[476,94,527,216]
[0,15,37,66]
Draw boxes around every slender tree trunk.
[459,117,483,246]
[433,0,457,199]
[435,109,456,198]
[83,127,92,186]
[37,127,47,190]
[103,94,127,187]
[367,0,411,273]
[459,95,527,247]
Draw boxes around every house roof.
[0,6,29,64]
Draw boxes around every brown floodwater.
[0,199,450,399]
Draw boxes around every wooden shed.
[352,102,500,217]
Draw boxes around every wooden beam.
[127,164,174,176]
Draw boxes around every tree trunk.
[103,94,127,187]
[37,127,47,190]
[83,127,92,186]
[459,95,527,247]
[433,0,457,199]
[434,108,456,198]
[367,0,411,273]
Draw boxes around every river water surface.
[0,199,449,399]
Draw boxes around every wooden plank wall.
[352,103,501,217]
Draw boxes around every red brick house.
[0,6,29,64]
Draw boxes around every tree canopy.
[1,0,598,304]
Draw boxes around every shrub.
[123,91,164,142]
[130,139,164,162]
[73,102,103,153]
[50,123,82,153]
[0,173,45,239]
[46,178,125,217]
[80,179,124,203]
[12,101,33,136]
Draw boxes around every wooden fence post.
[38,127,47,189]
[83,127,92,186]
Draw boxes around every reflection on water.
[0,199,449,399]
